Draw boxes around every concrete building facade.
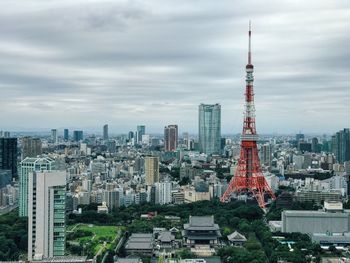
[28,171,66,260]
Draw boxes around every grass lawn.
[67,224,124,257]
[78,224,118,241]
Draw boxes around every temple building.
[182,216,221,256]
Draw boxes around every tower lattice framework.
[220,22,276,208]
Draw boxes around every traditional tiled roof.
[227,231,247,242]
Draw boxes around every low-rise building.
[97,202,108,213]
[125,233,153,256]
[114,258,142,263]
[227,231,247,247]
[295,190,342,204]
[282,210,350,235]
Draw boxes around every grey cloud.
[0,0,349,134]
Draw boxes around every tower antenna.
[248,20,252,64]
[220,21,276,208]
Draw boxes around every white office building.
[28,171,66,260]
[155,181,172,205]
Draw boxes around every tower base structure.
[220,141,276,208]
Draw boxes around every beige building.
[145,156,159,185]
[21,137,42,159]
[184,186,210,203]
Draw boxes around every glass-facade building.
[63,129,69,141]
[332,128,350,163]
[199,104,221,155]
[0,137,18,178]
[137,125,146,143]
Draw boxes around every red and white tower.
[220,22,276,208]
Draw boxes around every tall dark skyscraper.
[73,130,84,142]
[164,125,178,151]
[332,128,350,163]
[198,103,221,155]
[0,137,18,178]
[137,125,145,143]
[64,129,69,141]
[103,124,109,140]
[128,131,134,141]
[311,137,319,153]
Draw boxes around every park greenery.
[72,199,344,263]
[66,224,123,259]
[0,210,27,260]
[0,199,345,262]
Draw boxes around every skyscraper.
[73,130,83,142]
[19,157,55,217]
[64,129,69,141]
[145,156,159,186]
[332,128,350,163]
[0,137,18,178]
[137,125,145,143]
[102,190,120,211]
[296,133,305,142]
[103,124,109,140]
[28,170,66,260]
[154,181,172,205]
[21,137,42,159]
[164,125,178,151]
[260,143,272,168]
[311,137,319,153]
[128,131,134,141]
[198,104,221,155]
[51,129,58,144]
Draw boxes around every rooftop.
[189,216,214,227]
[227,231,247,242]
[125,233,153,251]
[184,216,220,232]
[115,258,142,263]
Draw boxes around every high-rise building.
[311,137,319,153]
[73,130,84,142]
[260,143,272,168]
[103,124,109,140]
[198,103,221,155]
[145,156,159,186]
[28,170,66,260]
[51,129,58,144]
[0,169,12,189]
[21,137,42,159]
[128,131,134,141]
[137,125,145,143]
[296,133,305,142]
[0,137,18,178]
[154,181,172,205]
[19,157,55,217]
[298,141,312,153]
[332,128,350,163]
[3,131,11,138]
[102,190,120,211]
[164,125,178,152]
[64,129,69,141]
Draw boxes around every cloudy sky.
[1,0,349,134]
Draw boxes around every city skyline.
[1,1,350,133]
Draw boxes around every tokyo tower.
[220,22,276,208]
